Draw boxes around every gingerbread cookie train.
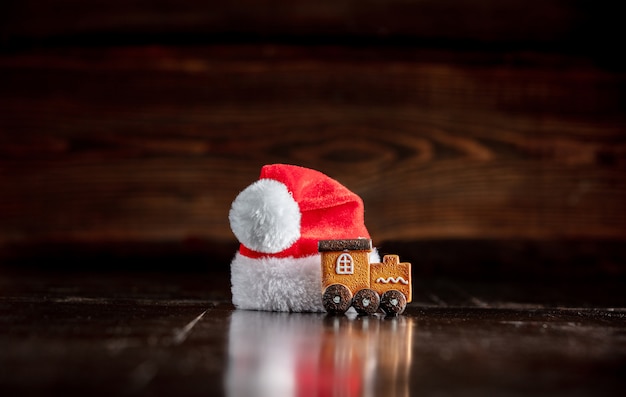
[319,238,412,315]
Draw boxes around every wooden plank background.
[1,1,625,274]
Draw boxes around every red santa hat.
[229,164,378,312]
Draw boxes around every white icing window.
[336,253,354,275]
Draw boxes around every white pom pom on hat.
[229,178,301,254]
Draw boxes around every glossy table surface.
[1,270,625,396]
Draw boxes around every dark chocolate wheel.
[380,290,407,315]
[323,284,353,314]
[352,289,380,315]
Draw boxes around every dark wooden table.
[1,268,624,397]
[2,2,625,395]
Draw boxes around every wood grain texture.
[0,46,624,249]
[0,1,600,41]
[1,1,623,67]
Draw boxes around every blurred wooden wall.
[1,1,624,276]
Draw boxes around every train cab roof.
[318,238,372,252]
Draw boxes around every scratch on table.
[172,309,208,345]
[428,293,448,307]
[446,283,489,308]
[106,337,143,355]
[469,296,489,308]
[129,360,159,392]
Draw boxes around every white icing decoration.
[335,253,354,275]
[375,277,409,285]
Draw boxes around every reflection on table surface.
[226,311,413,397]
[1,272,625,396]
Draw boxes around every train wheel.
[380,290,407,315]
[323,284,353,314]
[352,289,380,315]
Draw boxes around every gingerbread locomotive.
[228,164,412,314]
[319,238,412,315]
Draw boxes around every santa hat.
[229,164,379,312]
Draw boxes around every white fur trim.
[229,178,301,254]
[230,250,381,312]
[231,252,324,312]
